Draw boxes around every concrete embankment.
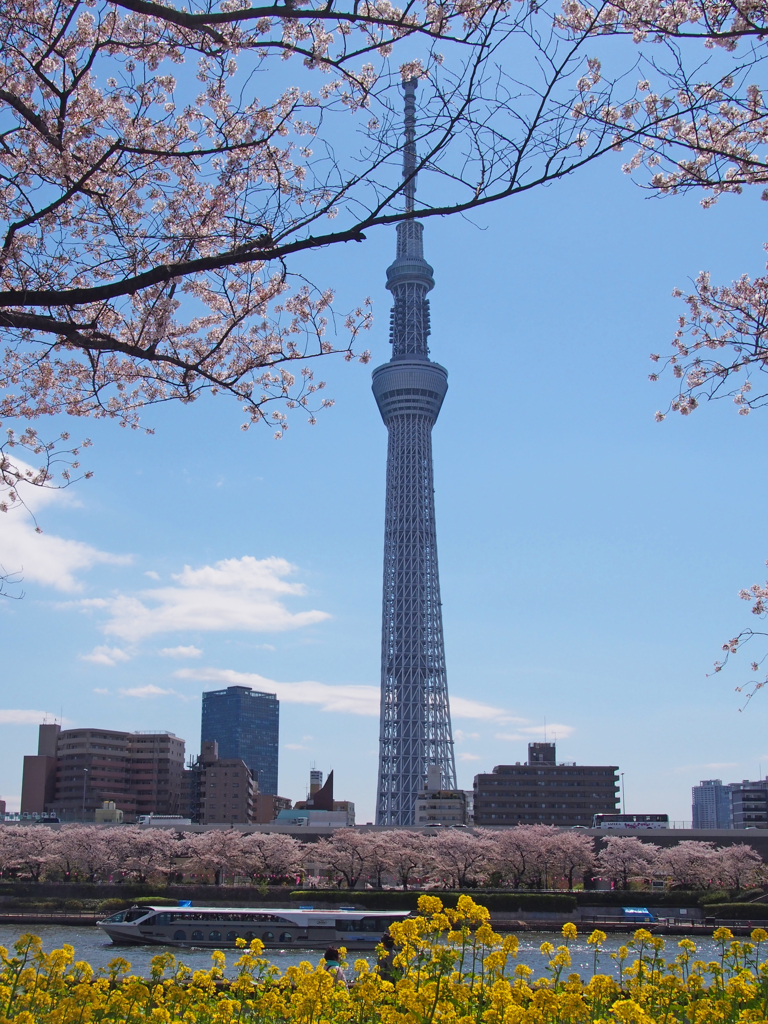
[0,912,101,926]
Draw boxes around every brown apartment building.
[21,723,185,821]
[473,742,619,827]
[182,741,257,824]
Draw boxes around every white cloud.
[0,455,131,592]
[458,752,482,761]
[93,688,109,695]
[454,730,481,743]
[0,516,129,593]
[145,571,160,580]
[495,723,575,741]
[177,669,532,727]
[451,697,528,723]
[80,645,131,666]
[79,556,330,641]
[177,667,380,716]
[0,710,62,725]
[676,761,740,773]
[119,684,179,699]
[160,645,202,659]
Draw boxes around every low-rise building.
[473,742,619,826]
[95,801,124,823]
[293,770,355,825]
[414,766,470,825]
[253,794,292,824]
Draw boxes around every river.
[0,924,732,980]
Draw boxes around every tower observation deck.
[372,78,457,826]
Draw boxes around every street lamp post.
[82,768,89,821]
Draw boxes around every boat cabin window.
[147,913,172,925]
[150,911,291,924]
[104,911,126,923]
[125,909,151,922]
[335,917,388,932]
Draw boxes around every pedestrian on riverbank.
[323,947,348,988]
[377,933,398,982]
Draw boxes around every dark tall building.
[473,742,619,826]
[201,686,279,794]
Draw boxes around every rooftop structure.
[373,79,456,825]
[201,686,279,795]
[473,743,619,826]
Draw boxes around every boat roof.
[136,905,410,915]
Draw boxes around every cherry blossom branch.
[0,426,93,522]
[0,565,24,599]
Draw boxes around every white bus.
[592,813,669,830]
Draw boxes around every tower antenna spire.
[402,78,417,214]
[372,74,456,826]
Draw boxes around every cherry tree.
[114,825,180,883]
[0,0,720,479]
[385,832,431,890]
[549,0,768,690]
[71,826,122,882]
[716,843,765,892]
[596,836,658,890]
[430,830,493,888]
[656,841,718,889]
[488,827,537,889]
[313,829,371,888]
[552,830,595,889]
[185,829,246,884]
[49,824,117,882]
[3,825,58,882]
[489,825,563,889]
[359,833,393,889]
[242,832,303,882]
[556,0,768,395]
[520,826,564,890]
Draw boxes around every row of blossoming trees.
[0,825,765,892]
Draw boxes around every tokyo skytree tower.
[372,78,457,826]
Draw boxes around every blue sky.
[3,133,768,825]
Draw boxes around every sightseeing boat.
[97,905,410,949]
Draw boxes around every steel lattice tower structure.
[373,78,457,826]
